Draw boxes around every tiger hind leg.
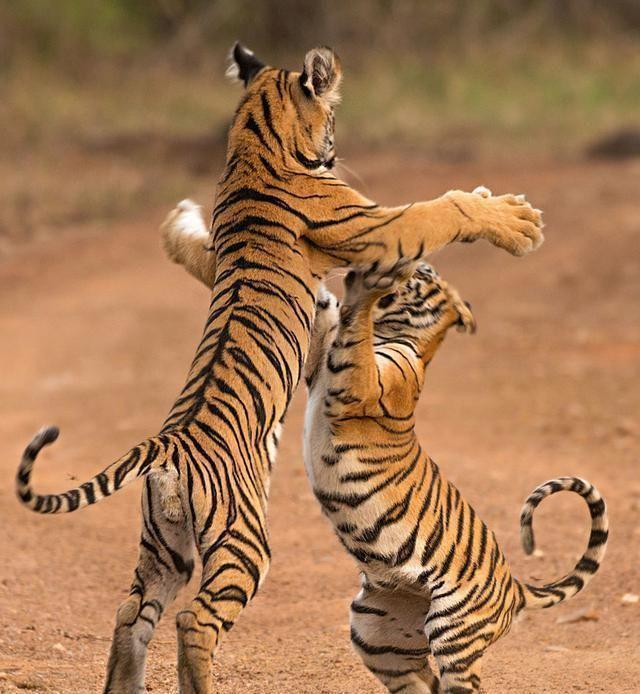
[350,576,438,693]
[176,537,269,693]
[103,476,195,694]
[433,660,483,694]
[425,597,488,693]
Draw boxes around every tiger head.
[369,263,476,353]
[226,42,342,170]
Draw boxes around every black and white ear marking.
[301,47,342,105]
[226,42,265,86]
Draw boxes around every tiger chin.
[302,265,608,694]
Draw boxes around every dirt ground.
[1,154,639,693]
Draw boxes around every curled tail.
[518,476,608,610]
[16,426,168,514]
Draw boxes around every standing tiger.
[302,264,608,693]
[15,43,543,693]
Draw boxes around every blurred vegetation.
[1,1,639,246]
[3,1,640,66]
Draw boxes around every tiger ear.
[301,47,342,105]
[227,42,265,86]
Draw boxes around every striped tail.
[518,476,608,610]
[16,426,166,514]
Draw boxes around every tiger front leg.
[304,283,340,389]
[323,271,388,419]
[373,189,543,262]
[303,183,543,272]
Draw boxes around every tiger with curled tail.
[302,266,608,693]
[16,42,543,693]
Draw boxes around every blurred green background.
[1,0,639,248]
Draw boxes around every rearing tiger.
[301,264,607,693]
[15,43,543,693]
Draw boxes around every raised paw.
[488,193,544,256]
[496,192,544,255]
[160,198,208,265]
[447,190,544,257]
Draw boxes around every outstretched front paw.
[160,199,208,265]
[447,188,544,257]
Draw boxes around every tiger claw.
[472,186,492,198]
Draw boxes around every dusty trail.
[0,156,638,692]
